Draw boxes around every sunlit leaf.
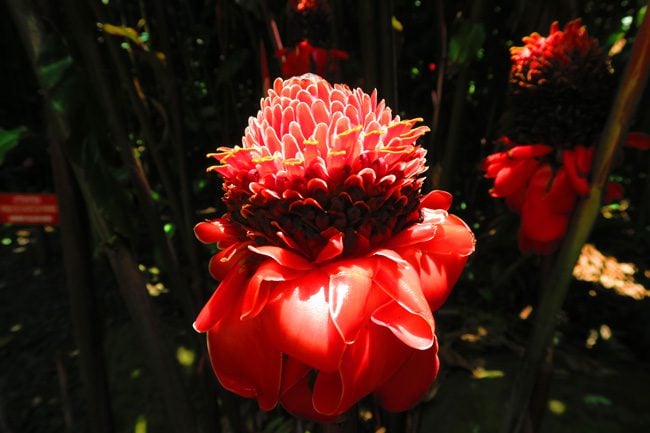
[637,5,647,28]
[0,126,27,165]
[548,399,566,415]
[583,394,612,406]
[392,16,404,32]
[134,415,147,433]
[176,346,196,367]
[472,367,504,379]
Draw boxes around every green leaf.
[583,394,612,406]
[38,56,73,90]
[0,126,27,165]
[448,21,485,65]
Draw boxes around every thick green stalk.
[502,6,650,433]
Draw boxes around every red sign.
[0,193,59,225]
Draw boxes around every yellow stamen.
[252,155,275,164]
[283,158,304,166]
[337,124,363,137]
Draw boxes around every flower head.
[195,75,474,420]
[506,19,614,148]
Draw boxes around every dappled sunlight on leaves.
[573,244,649,300]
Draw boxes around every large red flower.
[195,75,474,421]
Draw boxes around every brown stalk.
[6,2,115,433]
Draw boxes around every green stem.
[501,5,650,432]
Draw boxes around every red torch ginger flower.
[195,74,474,421]
[507,19,614,148]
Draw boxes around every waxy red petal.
[279,358,340,423]
[520,165,571,243]
[375,340,439,412]
[262,270,346,372]
[421,190,453,210]
[328,262,373,344]
[625,132,650,150]
[248,245,313,270]
[194,219,242,245]
[315,231,345,263]
[241,260,301,320]
[372,259,435,350]
[206,313,282,411]
[312,324,411,416]
[194,266,249,332]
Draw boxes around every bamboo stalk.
[6,3,115,433]
[439,0,486,191]
[358,0,377,91]
[378,0,397,109]
[88,0,199,320]
[55,2,200,432]
[502,5,650,432]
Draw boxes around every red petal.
[194,219,242,245]
[372,259,434,350]
[280,360,340,423]
[315,231,345,263]
[387,221,438,248]
[248,245,313,270]
[194,267,248,332]
[492,158,539,197]
[262,269,346,372]
[506,144,552,159]
[625,132,650,150]
[375,340,439,412]
[328,261,373,344]
[402,250,467,311]
[206,313,282,411]
[208,242,252,281]
[547,168,578,213]
[562,148,590,196]
[421,190,453,210]
[241,260,301,320]
[419,214,475,256]
[520,165,571,243]
[312,324,411,416]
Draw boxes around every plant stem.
[7,2,115,432]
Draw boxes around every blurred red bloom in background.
[195,75,474,421]
[276,40,349,79]
[483,138,593,254]
[510,19,603,89]
[482,19,645,255]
